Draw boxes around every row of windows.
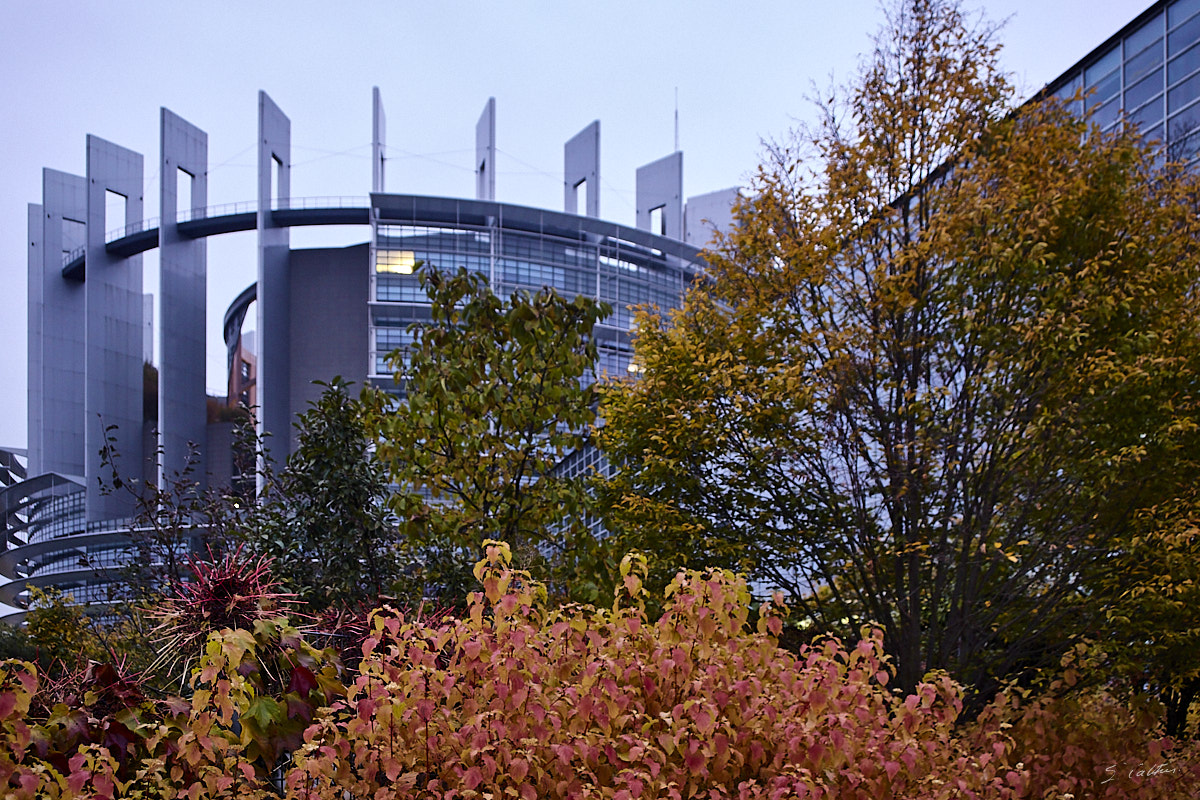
[22,490,85,545]
[370,325,636,381]
[372,215,700,385]
[374,327,416,374]
[375,225,690,283]
[377,251,686,312]
[377,225,491,254]
[1058,0,1200,153]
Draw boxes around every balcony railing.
[63,196,372,267]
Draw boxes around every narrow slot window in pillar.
[650,205,665,236]
[177,167,195,218]
[271,156,283,209]
[574,179,587,214]
[105,190,127,241]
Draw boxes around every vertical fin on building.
[635,151,683,240]
[476,97,496,201]
[159,108,209,491]
[33,171,87,480]
[84,136,144,521]
[257,91,292,463]
[564,120,600,218]
[373,87,387,194]
[684,187,739,247]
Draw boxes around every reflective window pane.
[1170,11,1200,55]
[1169,68,1200,112]
[1125,39,1164,85]
[1170,0,1200,29]
[1169,41,1200,83]
[1126,71,1164,110]
[1127,12,1164,55]
[1085,46,1121,86]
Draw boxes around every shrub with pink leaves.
[0,542,1196,799]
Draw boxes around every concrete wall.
[564,121,600,217]
[286,243,370,452]
[159,109,209,488]
[84,136,144,521]
[26,204,43,474]
[476,97,496,201]
[29,171,87,479]
[684,187,739,248]
[636,152,683,239]
[372,87,386,194]
[257,92,292,460]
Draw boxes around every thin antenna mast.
[674,87,679,151]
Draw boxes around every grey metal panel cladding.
[159,108,208,489]
[257,92,291,459]
[635,152,683,239]
[476,98,496,201]
[84,137,144,521]
[564,121,600,217]
[372,87,386,194]
[286,244,370,452]
[34,172,88,480]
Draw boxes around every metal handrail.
[177,199,254,222]
[105,216,159,244]
[60,196,373,267]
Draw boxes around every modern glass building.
[6,1,1194,617]
[3,91,729,617]
[1047,0,1200,161]
[368,197,702,386]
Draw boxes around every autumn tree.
[370,266,610,603]
[1094,493,1200,737]
[598,0,1200,709]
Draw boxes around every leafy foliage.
[370,265,610,603]
[240,378,401,611]
[1093,494,1200,738]
[1,545,1197,799]
[0,589,133,678]
[597,0,1200,709]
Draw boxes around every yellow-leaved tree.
[598,0,1200,722]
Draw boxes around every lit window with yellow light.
[376,249,416,274]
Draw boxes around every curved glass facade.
[369,196,706,388]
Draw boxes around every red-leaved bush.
[0,541,1197,799]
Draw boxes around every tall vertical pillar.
[85,136,144,521]
[159,109,208,488]
[635,152,683,240]
[27,204,44,475]
[372,87,386,193]
[475,97,495,201]
[257,92,291,458]
[30,171,87,480]
[564,121,600,217]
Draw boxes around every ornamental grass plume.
[150,544,299,681]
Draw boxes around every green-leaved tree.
[240,378,400,611]
[371,266,610,603]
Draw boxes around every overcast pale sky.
[0,0,1150,450]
